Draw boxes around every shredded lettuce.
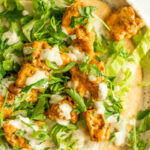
[133,29,150,64]
[104,29,150,100]
[105,54,127,76]
[132,28,146,47]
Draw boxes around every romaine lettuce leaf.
[105,29,150,100]
[139,51,150,87]
[133,29,150,64]
[132,28,146,47]
[105,54,127,76]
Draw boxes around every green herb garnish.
[50,62,76,74]
[70,6,96,28]
[66,89,87,112]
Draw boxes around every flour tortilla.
[19,0,142,149]
[82,0,142,149]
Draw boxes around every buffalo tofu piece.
[24,41,72,69]
[16,63,49,88]
[3,120,31,149]
[24,41,52,71]
[62,1,96,55]
[107,6,144,41]
[47,100,78,124]
[73,26,95,55]
[62,1,84,34]
[85,109,110,141]
[68,57,105,99]
[3,117,50,149]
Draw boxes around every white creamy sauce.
[9,116,53,150]
[23,46,33,55]
[2,31,20,45]
[26,70,47,86]
[67,80,79,89]
[9,116,38,131]
[67,46,88,62]
[61,26,69,35]
[107,114,118,123]
[59,143,66,150]
[109,116,128,146]
[98,83,108,100]
[40,46,63,66]
[72,128,100,150]
[11,54,23,65]
[59,103,72,120]
[0,145,11,150]
[84,91,92,100]
[69,34,77,40]
[56,119,70,126]
[0,77,15,96]
[54,0,71,8]
[115,130,128,146]
[50,94,64,104]
[88,75,97,81]
[22,10,29,16]
[94,101,105,115]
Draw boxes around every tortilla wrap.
[19,0,142,149]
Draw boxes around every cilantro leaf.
[128,120,148,150]
[50,62,76,74]
[137,109,150,120]
[66,89,87,112]
[46,59,58,70]
[88,64,102,77]
[79,59,103,77]
[31,98,47,121]
[138,114,150,133]
[70,6,96,28]
[49,74,70,94]
[21,78,48,93]
[13,79,48,110]
[94,34,102,52]
[78,6,96,18]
